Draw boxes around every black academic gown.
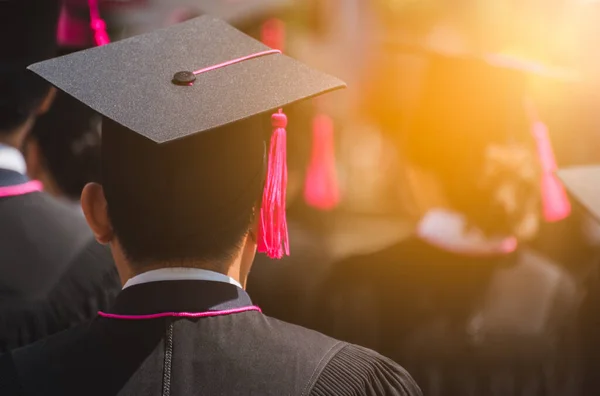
[312,236,581,396]
[0,280,422,396]
[0,168,120,352]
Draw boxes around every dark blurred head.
[401,55,541,238]
[0,0,60,135]
[27,92,102,201]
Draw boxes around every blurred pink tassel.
[258,109,290,259]
[88,0,110,46]
[261,18,285,52]
[57,4,90,48]
[304,114,340,210]
[532,120,571,222]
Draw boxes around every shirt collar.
[123,267,243,290]
[417,208,517,255]
[0,143,27,175]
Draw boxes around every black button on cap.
[172,71,196,85]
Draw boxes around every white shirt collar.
[417,208,517,255]
[0,143,26,175]
[122,267,243,290]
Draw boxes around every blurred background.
[54,0,599,258]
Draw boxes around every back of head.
[0,0,60,132]
[29,92,102,200]
[405,55,541,238]
[102,116,267,269]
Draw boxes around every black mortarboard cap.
[416,53,530,140]
[407,53,532,172]
[557,166,600,222]
[28,16,344,261]
[29,15,341,144]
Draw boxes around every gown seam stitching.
[300,341,347,396]
[162,319,174,396]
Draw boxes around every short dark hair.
[101,116,266,268]
[29,92,102,200]
[0,71,51,133]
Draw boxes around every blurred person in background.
[312,52,582,396]
[0,0,120,352]
[24,92,102,203]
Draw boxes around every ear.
[36,87,57,116]
[81,182,114,244]
[238,205,260,289]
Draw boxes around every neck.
[0,118,34,149]
[33,170,63,198]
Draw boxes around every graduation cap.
[28,16,345,260]
[102,0,291,44]
[162,1,290,60]
[557,166,600,222]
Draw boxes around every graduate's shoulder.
[0,321,93,395]
[9,319,93,372]
[322,235,421,287]
[310,343,423,396]
[259,316,422,395]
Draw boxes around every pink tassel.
[304,114,340,210]
[258,109,290,259]
[88,0,110,46]
[532,120,571,222]
[57,4,90,48]
[261,18,286,52]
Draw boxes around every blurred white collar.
[417,208,517,255]
[0,144,26,175]
[123,267,243,290]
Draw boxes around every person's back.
[313,236,580,396]
[312,52,582,395]
[0,0,120,351]
[1,280,419,395]
[0,190,118,351]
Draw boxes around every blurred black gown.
[247,217,332,328]
[0,169,121,352]
[312,235,582,396]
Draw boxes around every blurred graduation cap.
[1,0,61,130]
[558,166,600,222]
[28,16,344,259]
[182,0,292,30]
